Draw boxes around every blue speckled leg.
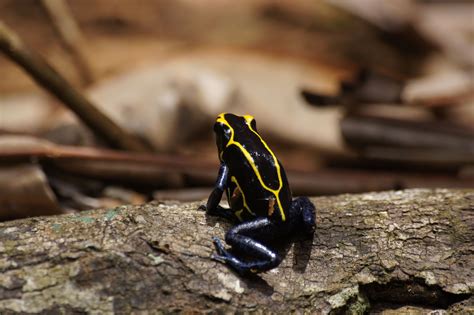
[211,218,284,274]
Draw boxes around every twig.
[0,137,215,171]
[41,0,95,85]
[2,139,472,194]
[0,21,149,152]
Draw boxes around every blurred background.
[0,0,473,221]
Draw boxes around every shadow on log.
[0,189,472,313]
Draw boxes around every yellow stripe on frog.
[231,176,255,217]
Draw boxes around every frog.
[199,113,316,274]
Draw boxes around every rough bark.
[0,189,472,314]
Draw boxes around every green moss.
[346,292,370,315]
[71,216,95,224]
[2,240,16,253]
[105,209,120,221]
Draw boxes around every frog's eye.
[213,122,221,133]
[243,114,257,131]
[214,122,230,137]
[214,122,231,151]
[250,118,257,131]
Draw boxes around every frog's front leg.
[212,217,284,274]
[199,163,235,220]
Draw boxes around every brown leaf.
[0,164,63,221]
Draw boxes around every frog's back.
[221,115,291,222]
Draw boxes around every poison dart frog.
[199,113,316,274]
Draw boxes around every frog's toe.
[212,237,228,256]
[211,236,222,244]
[211,253,227,263]
[211,254,248,274]
[198,204,207,211]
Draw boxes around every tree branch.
[0,21,148,152]
[0,189,472,313]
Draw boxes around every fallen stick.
[1,136,472,193]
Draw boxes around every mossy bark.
[0,189,472,314]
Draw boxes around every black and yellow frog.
[199,113,316,274]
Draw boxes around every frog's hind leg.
[212,218,284,274]
[291,196,316,235]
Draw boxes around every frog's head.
[213,113,257,161]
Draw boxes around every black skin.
[199,113,316,274]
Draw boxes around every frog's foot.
[211,254,249,275]
[211,237,248,274]
[211,236,229,257]
[211,219,284,275]
[292,196,316,236]
[211,252,276,275]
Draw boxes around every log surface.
[0,189,472,314]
